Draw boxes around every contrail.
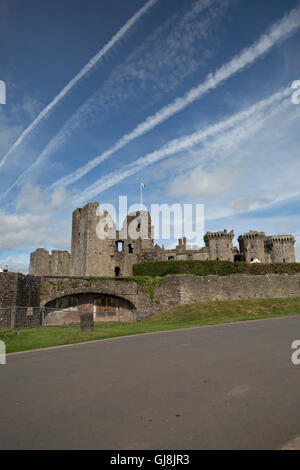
[0,0,158,170]
[2,0,216,199]
[72,86,291,205]
[50,4,300,190]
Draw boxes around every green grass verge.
[2,297,300,353]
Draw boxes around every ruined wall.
[115,210,154,276]
[162,238,209,262]
[50,251,70,276]
[29,249,51,276]
[29,248,70,276]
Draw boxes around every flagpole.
[140,183,143,212]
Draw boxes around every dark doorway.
[115,266,121,277]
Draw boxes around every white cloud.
[169,166,239,198]
[230,197,271,212]
[0,256,29,274]
[0,184,71,251]
[21,95,43,119]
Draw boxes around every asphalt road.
[1,316,300,450]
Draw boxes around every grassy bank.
[2,297,300,353]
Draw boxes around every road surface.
[1,316,300,449]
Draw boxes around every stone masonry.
[1,273,300,324]
[29,203,296,277]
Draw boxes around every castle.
[29,202,296,277]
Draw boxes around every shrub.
[132,260,300,277]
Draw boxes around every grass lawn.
[2,297,300,353]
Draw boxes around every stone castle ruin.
[29,202,296,277]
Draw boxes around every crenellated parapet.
[238,231,266,263]
[204,229,234,241]
[265,235,296,245]
[265,235,296,263]
[204,230,234,261]
[238,231,265,241]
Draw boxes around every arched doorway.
[44,292,136,325]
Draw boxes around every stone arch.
[42,287,137,308]
[40,277,139,307]
[43,290,137,325]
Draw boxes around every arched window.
[128,244,134,254]
[114,267,121,277]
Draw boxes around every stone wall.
[50,251,70,276]
[0,273,41,328]
[1,273,300,326]
[29,249,51,276]
[0,273,20,307]
[173,273,300,303]
[0,273,41,308]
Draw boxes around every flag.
[141,182,145,188]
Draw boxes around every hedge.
[132,260,300,277]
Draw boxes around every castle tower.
[29,248,51,276]
[204,230,234,261]
[115,210,154,276]
[238,231,266,263]
[70,202,116,276]
[264,235,296,263]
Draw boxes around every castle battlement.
[204,230,234,240]
[29,203,297,277]
[238,231,265,240]
[265,235,296,244]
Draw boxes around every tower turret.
[264,235,296,263]
[204,229,234,261]
[238,231,266,263]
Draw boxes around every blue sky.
[0,0,300,271]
